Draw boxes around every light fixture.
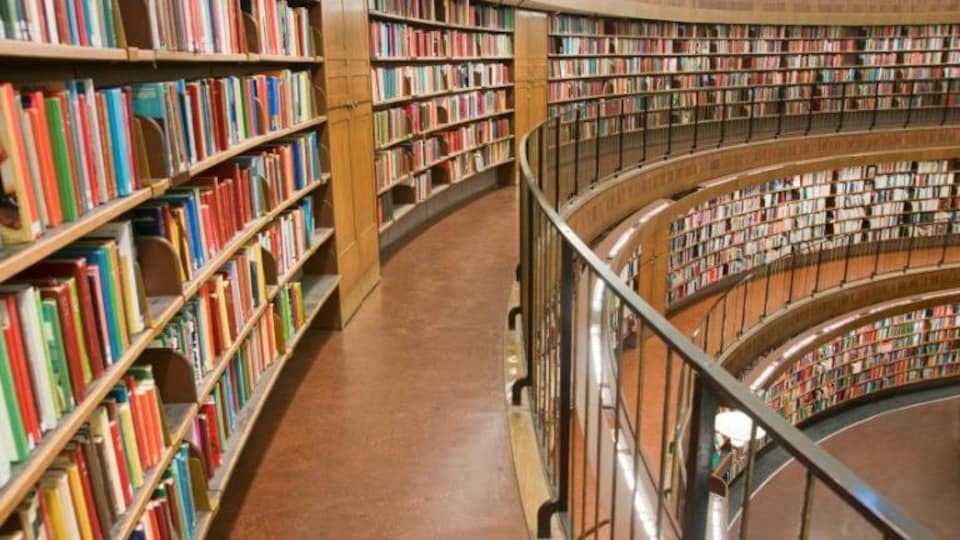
[715,410,766,448]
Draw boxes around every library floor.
[209,187,528,539]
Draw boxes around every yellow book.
[116,402,144,489]
[40,470,82,540]
[56,458,94,540]
[252,244,267,305]
[214,275,232,345]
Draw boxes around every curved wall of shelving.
[508,0,960,25]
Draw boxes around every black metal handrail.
[513,77,955,539]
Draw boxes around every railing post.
[746,87,755,143]
[691,91,700,152]
[617,99,625,173]
[804,82,815,135]
[941,80,952,126]
[718,88,726,148]
[573,108,581,197]
[719,294,729,353]
[905,226,917,272]
[666,94,675,158]
[681,377,719,540]
[762,262,772,319]
[940,223,950,266]
[739,279,749,337]
[904,79,916,128]
[775,83,784,138]
[594,111,601,185]
[553,116,561,211]
[513,181,535,406]
[536,241,574,538]
[836,81,847,132]
[842,236,853,284]
[813,242,824,294]
[872,234,883,277]
[642,96,649,165]
[870,80,881,130]
[539,120,546,191]
[786,256,796,305]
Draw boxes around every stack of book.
[0,1,126,46]
[131,444,201,540]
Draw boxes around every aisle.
[210,187,528,539]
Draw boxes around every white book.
[147,0,160,49]
[79,79,109,205]
[86,0,103,47]
[88,221,145,334]
[0,381,13,487]
[0,285,58,433]
[22,0,42,42]
[65,87,94,213]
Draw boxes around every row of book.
[0,223,147,480]
[132,131,323,282]
[371,62,511,103]
[135,70,316,177]
[549,16,958,40]
[372,89,509,148]
[2,364,167,538]
[369,22,512,59]
[764,303,960,423]
[0,0,126,47]
[666,160,958,303]
[0,0,317,58]
[0,81,142,245]
[131,444,201,540]
[367,0,514,31]
[257,197,317,281]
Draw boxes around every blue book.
[309,133,321,182]
[200,81,215,157]
[80,0,95,46]
[156,193,205,270]
[100,0,116,47]
[106,89,134,196]
[131,204,166,237]
[57,245,124,360]
[267,78,279,131]
[175,80,195,164]
[290,139,304,190]
[178,444,198,534]
[64,0,80,44]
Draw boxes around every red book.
[22,92,64,226]
[138,382,163,467]
[199,192,219,254]
[84,265,113,366]
[202,400,222,467]
[2,295,41,445]
[123,375,152,469]
[0,85,41,238]
[75,93,100,208]
[72,0,89,46]
[36,481,55,539]
[209,81,225,152]
[155,499,172,540]
[147,503,163,540]
[68,444,104,540]
[106,409,133,505]
[196,413,216,476]
[37,282,89,402]
[22,259,106,377]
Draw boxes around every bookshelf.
[546,16,960,143]
[666,159,960,305]
[0,1,344,538]
[761,300,960,424]
[367,0,517,244]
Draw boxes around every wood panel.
[503,0,960,25]
[513,10,549,184]
[322,0,382,323]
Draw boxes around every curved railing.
[513,79,960,539]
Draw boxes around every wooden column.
[512,10,549,184]
[321,0,381,323]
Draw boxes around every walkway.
[209,187,528,539]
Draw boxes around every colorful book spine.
[1,0,123,47]
[131,443,201,540]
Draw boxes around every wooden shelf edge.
[368,9,514,34]
[0,41,322,64]
[373,83,514,108]
[0,188,154,283]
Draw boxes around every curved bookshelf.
[368,0,516,245]
[0,1,342,537]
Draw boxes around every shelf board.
[371,55,514,63]
[373,83,513,108]
[0,40,128,60]
[368,10,514,34]
[107,402,199,539]
[0,187,154,283]
[0,293,184,521]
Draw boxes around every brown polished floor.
[735,396,960,539]
[209,187,528,539]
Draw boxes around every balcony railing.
[513,79,957,539]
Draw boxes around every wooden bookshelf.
[0,1,348,537]
[665,159,960,305]
[368,0,517,240]
[545,16,960,142]
[756,293,960,424]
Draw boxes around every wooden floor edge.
[503,281,565,540]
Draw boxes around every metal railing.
[513,78,959,539]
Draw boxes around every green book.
[63,278,92,384]
[43,98,81,222]
[0,332,29,460]
[41,299,74,414]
